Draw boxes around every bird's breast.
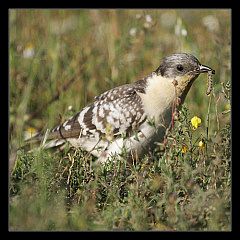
[138,74,176,125]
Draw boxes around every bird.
[26,53,215,164]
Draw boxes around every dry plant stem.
[213,91,220,132]
[206,92,213,157]
[9,150,17,175]
[67,152,75,185]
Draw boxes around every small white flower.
[68,105,73,111]
[145,14,152,23]
[23,44,35,59]
[129,27,137,37]
[181,28,188,36]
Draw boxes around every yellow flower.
[24,127,37,140]
[181,145,188,154]
[191,116,201,130]
[27,127,37,136]
[198,140,205,148]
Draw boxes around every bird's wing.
[46,81,147,143]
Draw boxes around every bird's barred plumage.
[49,78,148,141]
[27,53,215,164]
[43,75,152,160]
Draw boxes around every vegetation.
[9,9,231,231]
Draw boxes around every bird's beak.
[199,64,215,74]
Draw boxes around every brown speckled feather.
[43,78,148,144]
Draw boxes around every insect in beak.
[199,64,215,74]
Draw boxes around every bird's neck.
[138,73,177,125]
[177,75,198,103]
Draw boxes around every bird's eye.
[177,64,184,71]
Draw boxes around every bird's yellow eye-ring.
[177,64,184,71]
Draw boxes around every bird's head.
[155,53,215,101]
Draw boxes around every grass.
[9,9,231,231]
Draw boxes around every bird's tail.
[10,129,66,175]
[19,129,66,152]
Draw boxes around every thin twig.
[67,153,75,185]
[213,90,220,132]
[206,93,213,156]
